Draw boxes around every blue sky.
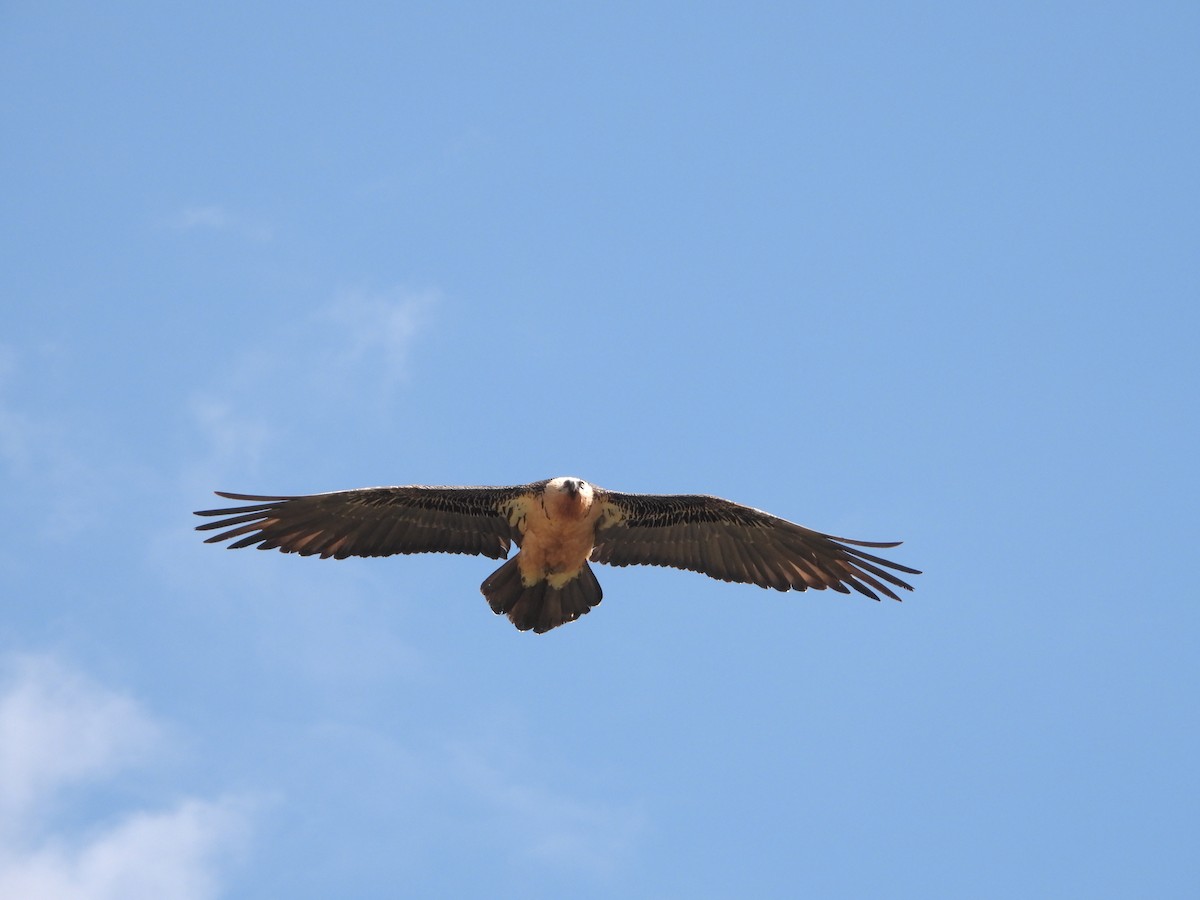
[2,2,1197,897]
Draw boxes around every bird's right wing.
[194,482,546,560]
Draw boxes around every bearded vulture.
[195,476,920,633]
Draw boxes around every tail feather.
[481,555,603,633]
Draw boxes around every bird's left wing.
[194,483,544,560]
[591,491,920,600]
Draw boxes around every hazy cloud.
[0,657,159,829]
[316,287,433,386]
[0,656,251,900]
[0,799,248,900]
[0,344,40,471]
[447,734,645,875]
[183,287,434,478]
[187,395,273,476]
[0,346,109,539]
[165,205,273,242]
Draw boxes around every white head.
[543,477,595,519]
[546,476,594,503]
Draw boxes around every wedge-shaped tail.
[481,556,603,633]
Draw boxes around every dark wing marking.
[591,492,920,600]
[194,483,546,560]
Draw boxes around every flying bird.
[195,476,920,633]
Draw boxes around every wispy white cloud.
[0,798,248,900]
[315,287,433,386]
[187,395,273,476]
[0,656,251,900]
[165,205,273,242]
[171,206,230,229]
[445,731,646,875]
[0,344,42,471]
[0,656,159,830]
[183,286,435,481]
[0,345,108,540]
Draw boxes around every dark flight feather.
[194,484,542,560]
[592,491,920,601]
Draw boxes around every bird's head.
[546,476,594,517]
